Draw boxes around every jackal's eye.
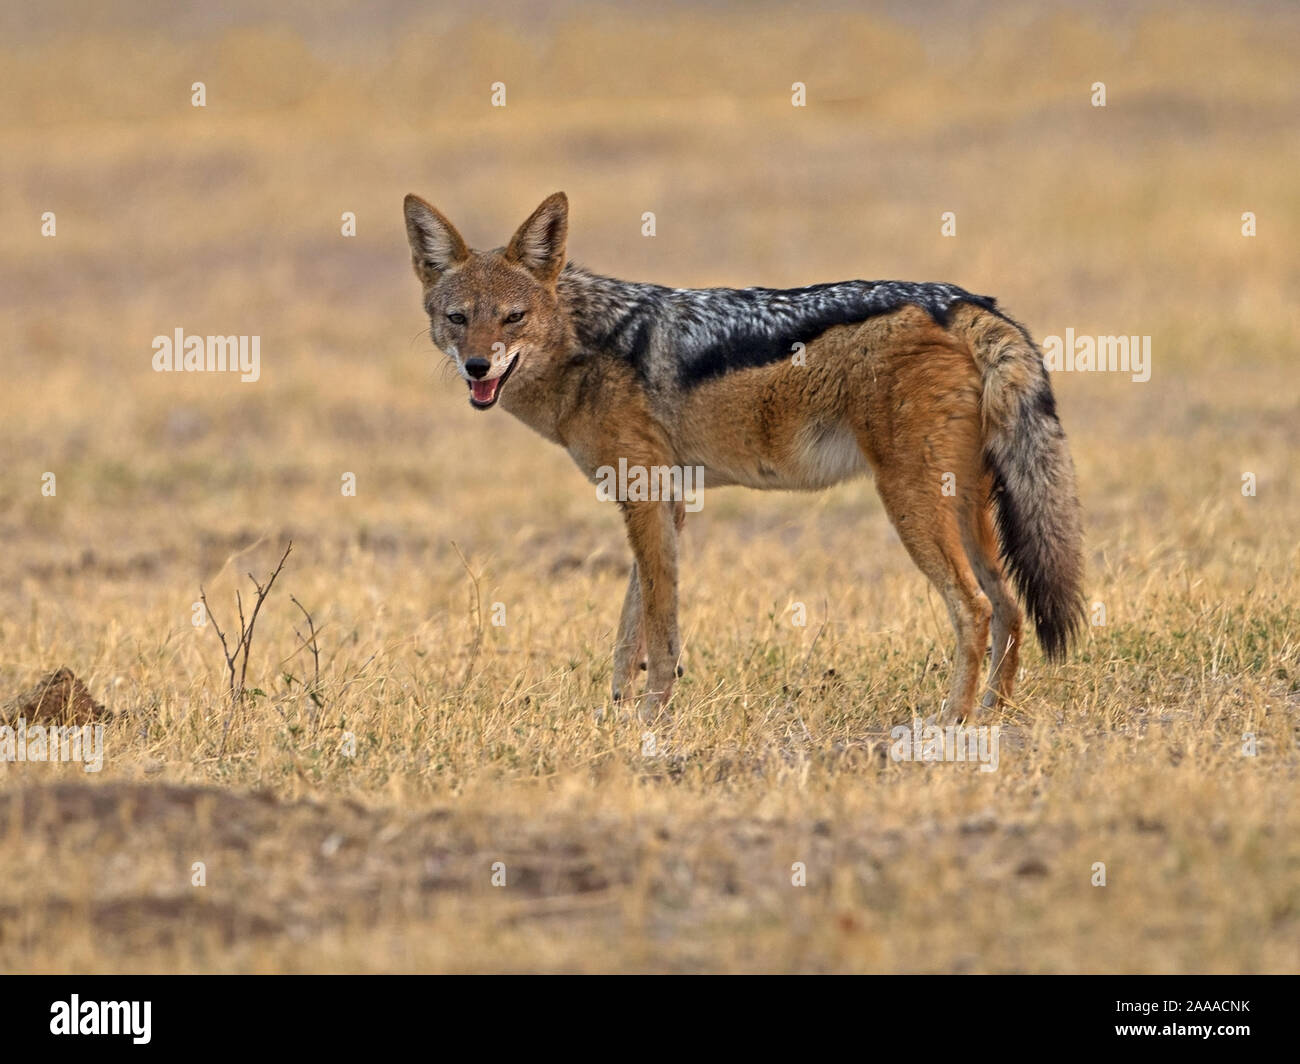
[503,310,525,324]
[446,312,467,325]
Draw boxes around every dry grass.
[1,0,1298,973]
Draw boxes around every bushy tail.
[951,304,1086,660]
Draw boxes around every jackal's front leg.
[621,499,680,722]
[611,562,644,704]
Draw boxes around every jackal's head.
[403,191,570,410]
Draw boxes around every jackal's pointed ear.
[404,194,470,284]
[505,192,568,286]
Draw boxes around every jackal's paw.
[911,710,953,731]
[638,705,673,727]
[595,704,636,726]
[637,690,675,726]
[930,703,972,728]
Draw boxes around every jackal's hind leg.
[874,472,991,726]
[964,490,1022,709]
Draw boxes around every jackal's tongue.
[471,378,499,404]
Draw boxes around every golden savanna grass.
[1,1,1297,972]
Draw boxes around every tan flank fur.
[404,192,1086,724]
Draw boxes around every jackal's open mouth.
[467,353,518,410]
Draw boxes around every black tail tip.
[1032,596,1086,662]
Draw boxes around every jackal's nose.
[464,357,491,379]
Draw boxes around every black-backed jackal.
[404,191,1085,724]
